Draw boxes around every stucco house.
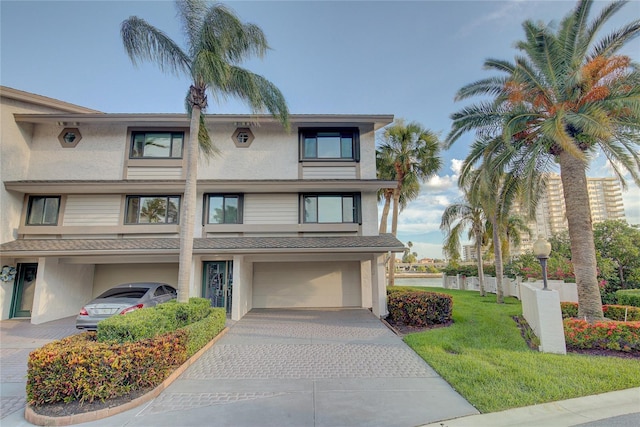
[0,86,404,324]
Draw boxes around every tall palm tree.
[440,187,488,297]
[446,0,639,320]
[376,149,419,233]
[121,0,289,302]
[378,120,442,286]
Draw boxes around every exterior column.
[371,253,388,318]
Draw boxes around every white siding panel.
[127,167,183,179]
[302,166,357,179]
[63,195,121,226]
[244,194,298,224]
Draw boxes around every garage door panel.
[253,262,360,308]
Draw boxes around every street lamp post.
[533,235,552,291]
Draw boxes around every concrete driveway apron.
[79,308,478,427]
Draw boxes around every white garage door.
[253,261,361,308]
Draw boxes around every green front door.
[10,263,38,318]
[202,261,233,315]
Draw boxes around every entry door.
[202,261,233,314]
[11,263,38,318]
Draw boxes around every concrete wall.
[360,260,373,309]
[232,255,253,321]
[520,283,566,354]
[30,258,94,324]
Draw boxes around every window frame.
[124,195,181,225]
[26,196,61,226]
[300,193,361,224]
[299,128,360,162]
[204,194,244,225]
[129,131,185,159]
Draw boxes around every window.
[125,196,180,224]
[26,196,60,225]
[300,128,359,161]
[206,194,243,224]
[302,194,360,223]
[130,132,183,158]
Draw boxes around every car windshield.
[97,288,149,299]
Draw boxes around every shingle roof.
[0,234,405,257]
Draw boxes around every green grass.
[401,287,640,413]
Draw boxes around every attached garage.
[252,261,361,308]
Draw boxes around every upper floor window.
[300,128,359,161]
[206,194,243,224]
[130,132,184,158]
[26,196,60,225]
[125,196,180,224]
[302,194,360,224]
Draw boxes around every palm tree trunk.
[558,151,604,321]
[379,192,392,234]
[492,215,504,304]
[388,186,401,286]
[177,106,201,303]
[475,231,486,297]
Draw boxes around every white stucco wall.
[232,255,253,321]
[30,258,95,324]
[359,127,377,179]
[360,259,373,309]
[199,124,298,180]
[26,123,127,180]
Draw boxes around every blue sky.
[2,0,639,259]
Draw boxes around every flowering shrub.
[561,302,579,319]
[387,291,453,327]
[561,302,640,321]
[564,319,640,353]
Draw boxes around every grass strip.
[401,287,640,413]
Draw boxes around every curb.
[25,327,229,426]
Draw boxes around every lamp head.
[533,234,552,258]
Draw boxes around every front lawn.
[401,287,640,413]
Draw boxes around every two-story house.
[0,86,404,324]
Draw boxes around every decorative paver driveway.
[129,308,478,427]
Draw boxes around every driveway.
[2,309,478,427]
[81,308,477,427]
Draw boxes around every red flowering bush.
[561,302,640,321]
[387,291,453,327]
[564,319,640,353]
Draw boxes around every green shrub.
[155,297,213,329]
[387,291,453,327]
[387,286,425,294]
[564,319,640,353]
[561,302,579,319]
[27,330,188,405]
[616,289,640,307]
[603,305,640,321]
[97,308,175,343]
[183,307,226,357]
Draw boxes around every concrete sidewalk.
[1,312,638,427]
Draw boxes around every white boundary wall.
[520,283,567,354]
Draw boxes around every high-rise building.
[512,173,626,256]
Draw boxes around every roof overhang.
[4,179,396,194]
[13,113,394,131]
[0,235,406,258]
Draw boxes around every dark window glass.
[300,129,358,161]
[207,195,242,224]
[125,196,180,224]
[26,196,60,225]
[302,194,359,224]
[130,132,183,158]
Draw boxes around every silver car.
[76,282,177,330]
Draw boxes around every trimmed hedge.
[564,319,640,353]
[560,302,640,321]
[387,290,453,327]
[27,300,226,406]
[616,289,640,307]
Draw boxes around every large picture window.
[300,129,359,161]
[125,196,180,224]
[130,132,184,158]
[206,194,243,224]
[26,196,60,225]
[302,194,360,224]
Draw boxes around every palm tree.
[376,150,420,234]
[121,0,289,302]
[446,0,640,320]
[378,120,442,286]
[440,187,488,297]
